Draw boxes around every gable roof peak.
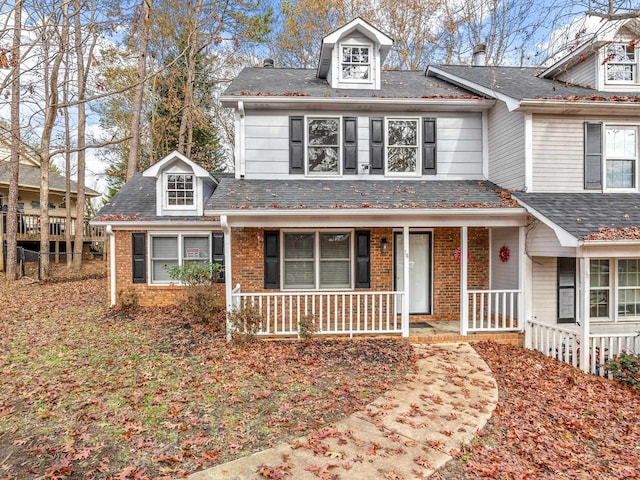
[142,150,212,178]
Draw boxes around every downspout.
[106,225,116,306]
[221,215,232,341]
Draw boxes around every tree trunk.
[127,0,153,180]
[6,0,22,282]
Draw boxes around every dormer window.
[166,174,194,206]
[341,45,370,81]
[605,43,636,83]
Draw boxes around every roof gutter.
[90,220,221,228]
[208,207,524,218]
[518,99,640,114]
[513,197,579,247]
[220,96,495,111]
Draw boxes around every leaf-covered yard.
[0,265,413,479]
[2,264,640,479]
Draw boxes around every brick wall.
[110,230,223,307]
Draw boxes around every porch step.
[409,331,524,346]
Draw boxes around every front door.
[394,232,432,314]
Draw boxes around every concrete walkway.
[189,343,498,480]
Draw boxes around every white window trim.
[602,123,638,192]
[163,172,197,211]
[339,42,373,84]
[384,117,421,177]
[305,116,343,177]
[604,43,637,85]
[280,229,354,291]
[149,232,211,285]
[590,258,640,323]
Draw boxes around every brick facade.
[110,226,490,317]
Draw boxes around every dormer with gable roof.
[541,18,640,92]
[143,151,216,217]
[316,17,393,90]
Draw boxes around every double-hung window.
[166,173,194,206]
[590,259,610,318]
[307,118,340,174]
[386,118,419,174]
[341,45,370,81]
[605,126,637,189]
[605,43,636,83]
[618,259,640,317]
[283,232,351,289]
[150,234,210,283]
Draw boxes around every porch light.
[380,237,389,254]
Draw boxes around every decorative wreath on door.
[499,245,510,263]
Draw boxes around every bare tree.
[6,0,23,282]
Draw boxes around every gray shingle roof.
[222,68,484,99]
[514,192,640,239]
[207,178,515,210]
[94,173,157,219]
[0,163,100,196]
[431,65,640,101]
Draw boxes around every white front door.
[395,232,432,314]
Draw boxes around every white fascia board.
[205,208,527,228]
[514,197,578,247]
[426,66,521,111]
[90,220,221,230]
[518,99,640,115]
[219,96,495,111]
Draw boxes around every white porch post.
[519,226,529,337]
[460,226,469,335]
[402,226,410,337]
[579,256,591,373]
[221,215,233,341]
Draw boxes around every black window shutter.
[355,230,370,288]
[343,117,358,174]
[557,257,576,323]
[422,117,437,175]
[264,231,280,289]
[584,122,603,190]
[212,233,225,283]
[369,118,384,174]
[132,233,146,283]
[289,116,304,174]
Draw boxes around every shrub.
[607,353,640,390]
[298,314,317,341]
[165,262,225,327]
[117,286,139,311]
[228,304,262,343]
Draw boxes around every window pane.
[590,290,609,317]
[388,147,417,173]
[153,259,178,282]
[308,119,338,146]
[184,236,210,260]
[590,260,609,287]
[284,261,315,288]
[284,234,314,259]
[388,120,417,146]
[152,237,178,258]
[320,234,350,259]
[606,160,634,188]
[606,128,636,158]
[308,147,339,173]
[320,260,350,288]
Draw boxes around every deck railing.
[468,289,521,332]
[1,212,105,241]
[230,288,405,337]
[587,333,640,376]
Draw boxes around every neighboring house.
[0,142,104,270]
[94,17,640,373]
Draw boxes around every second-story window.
[341,46,370,81]
[307,118,340,174]
[605,126,637,189]
[605,43,636,83]
[386,118,419,174]
[166,174,194,206]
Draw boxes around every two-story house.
[94,17,640,373]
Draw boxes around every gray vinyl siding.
[490,227,519,290]
[556,54,597,88]
[532,115,585,192]
[532,256,557,324]
[243,111,484,180]
[487,102,525,189]
[526,221,575,257]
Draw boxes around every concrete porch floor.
[409,321,524,346]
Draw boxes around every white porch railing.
[527,320,640,377]
[230,288,405,337]
[586,333,640,377]
[528,319,580,368]
[468,289,522,332]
